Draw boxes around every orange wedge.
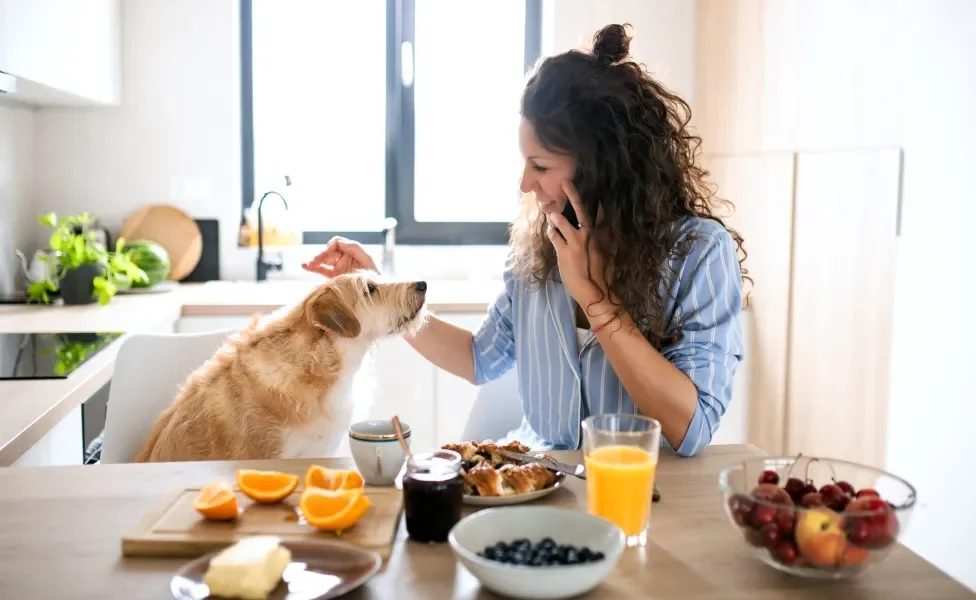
[193,481,239,521]
[300,487,372,532]
[236,469,300,504]
[304,465,365,491]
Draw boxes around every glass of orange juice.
[582,413,661,548]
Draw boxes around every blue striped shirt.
[470,217,744,457]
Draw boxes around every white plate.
[462,472,567,506]
[117,281,178,295]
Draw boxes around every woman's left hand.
[545,180,610,312]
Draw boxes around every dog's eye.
[365,283,377,296]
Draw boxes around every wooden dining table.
[0,443,969,599]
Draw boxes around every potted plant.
[27,212,148,306]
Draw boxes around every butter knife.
[497,450,587,479]
[497,449,662,502]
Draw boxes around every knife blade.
[498,449,662,502]
[497,450,586,479]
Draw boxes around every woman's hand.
[301,236,377,278]
[545,180,614,320]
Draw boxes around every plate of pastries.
[440,440,565,506]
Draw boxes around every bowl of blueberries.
[448,506,625,600]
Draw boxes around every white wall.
[883,1,975,590]
[0,103,36,295]
[33,0,698,282]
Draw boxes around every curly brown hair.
[510,23,748,349]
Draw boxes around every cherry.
[855,488,880,499]
[752,504,778,528]
[784,478,807,503]
[759,470,780,486]
[760,522,781,549]
[835,480,856,496]
[728,494,754,527]
[771,540,801,566]
[845,496,900,549]
[775,507,796,536]
[845,516,871,545]
[802,482,818,496]
[800,492,824,508]
[750,483,794,506]
[819,483,851,512]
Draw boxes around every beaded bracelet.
[591,311,620,334]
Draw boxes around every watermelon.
[125,240,171,287]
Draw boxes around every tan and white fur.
[132,271,427,463]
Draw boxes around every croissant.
[464,461,556,497]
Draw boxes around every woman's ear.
[304,286,362,338]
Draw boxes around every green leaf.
[49,230,62,251]
[38,212,57,227]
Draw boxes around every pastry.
[441,440,557,497]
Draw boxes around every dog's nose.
[415,281,427,292]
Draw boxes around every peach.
[795,506,849,569]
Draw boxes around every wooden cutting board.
[119,204,202,280]
[121,486,403,559]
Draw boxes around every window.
[241,0,542,246]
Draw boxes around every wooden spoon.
[391,415,413,467]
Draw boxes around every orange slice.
[300,487,372,532]
[193,481,239,521]
[304,465,365,491]
[236,469,300,504]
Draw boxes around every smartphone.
[560,173,593,230]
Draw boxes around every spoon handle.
[391,415,412,460]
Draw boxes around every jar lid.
[407,449,461,476]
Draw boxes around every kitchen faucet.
[255,176,291,282]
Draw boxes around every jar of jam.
[402,449,464,543]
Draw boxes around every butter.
[203,536,292,600]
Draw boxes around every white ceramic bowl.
[448,506,625,600]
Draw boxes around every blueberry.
[529,555,545,567]
[578,547,593,562]
[592,551,605,561]
[483,547,498,561]
[539,537,556,550]
[565,548,579,564]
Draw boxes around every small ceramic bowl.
[448,506,625,600]
[347,419,411,486]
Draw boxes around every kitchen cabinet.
[14,405,82,467]
[432,313,488,444]
[175,316,257,334]
[704,149,901,468]
[702,153,796,454]
[0,0,121,106]
[786,148,901,467]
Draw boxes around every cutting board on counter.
[122,486,403,559]
[119,205,202,281]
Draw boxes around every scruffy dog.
[133,271,427,463]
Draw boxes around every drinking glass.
[581,413,661,548]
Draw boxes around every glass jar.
[402,449,464,543]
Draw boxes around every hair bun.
[592,24,632,65]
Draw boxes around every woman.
[304,24,746,457]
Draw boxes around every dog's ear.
[304,286,362,338]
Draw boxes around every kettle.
[16,250,58,284]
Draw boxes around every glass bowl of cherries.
[717,454,916,579]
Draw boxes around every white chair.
[99,330,235,464]
[460,367,524,442]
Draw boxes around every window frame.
[239,0,543,246]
